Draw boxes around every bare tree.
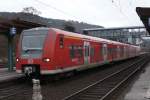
[22,7,41,15]
[64,22,76,32]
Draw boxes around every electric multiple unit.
[16,27,141,76]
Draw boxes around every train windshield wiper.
[23,48,42,53]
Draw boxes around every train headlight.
[43,58,50,62]
[16,58,19,62]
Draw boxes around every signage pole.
[8,27,16,71]
[8,36,13,71]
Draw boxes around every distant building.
[141,36,150,52]
[82,26,148,45]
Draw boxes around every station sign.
[10,27,16,36]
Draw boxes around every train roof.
[51,28,129,46]
[23,27,139,47]
[23,27,49,32]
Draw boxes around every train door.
[124,46,126,59]
[117,46,120,59]
[112,44,116,61]
[108,44,113,62]
[84,41,90,64]
[102,43,107,61]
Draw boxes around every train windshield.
[21,30,48,58]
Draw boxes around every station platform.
[0,68,23,82]
[118,62,150,100]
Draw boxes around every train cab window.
[59,35,64,48]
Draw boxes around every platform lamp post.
[8,27,16,71]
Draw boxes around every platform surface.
[0,68,23,82]
[119,62,150,100]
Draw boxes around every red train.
[16,27,141,76]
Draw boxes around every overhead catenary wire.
[110,0,137,26]
[32,0,87,23]
[32,0,138,27]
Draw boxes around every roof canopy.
[136,7,150,34]
[0,17,46,34]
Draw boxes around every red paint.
[16,28,141,75]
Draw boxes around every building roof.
[0,17,46,33]
[136,7,150,34]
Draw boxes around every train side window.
[100,45,102,56]
[114,47,117,53]
[70,45,75,58]
[112,48,114,54]
[84,46,87,56]
[108,47,110,55]
[110,47,112,53]
[85,46,87,56]
[120,47,122,55]
[59,35,64,48]
[117,46,120,53]
[90,47,94,56]
[85,46,89,57]
[102,44,107,56]
[109,47,113,55]
[124,47,126,55]
[77,46,83,57]
[112,47,114,54]
[87,46,89,56]
[122,47,124,56]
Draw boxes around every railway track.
[0,78,31,100]
[63,55,149,100]
[0,55,148,100]
[0,85,31,100]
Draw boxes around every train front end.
[16,28,54,77]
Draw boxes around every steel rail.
[63,55,148,100]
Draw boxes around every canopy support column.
[8,35,14,71]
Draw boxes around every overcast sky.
[0,0,150,28]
